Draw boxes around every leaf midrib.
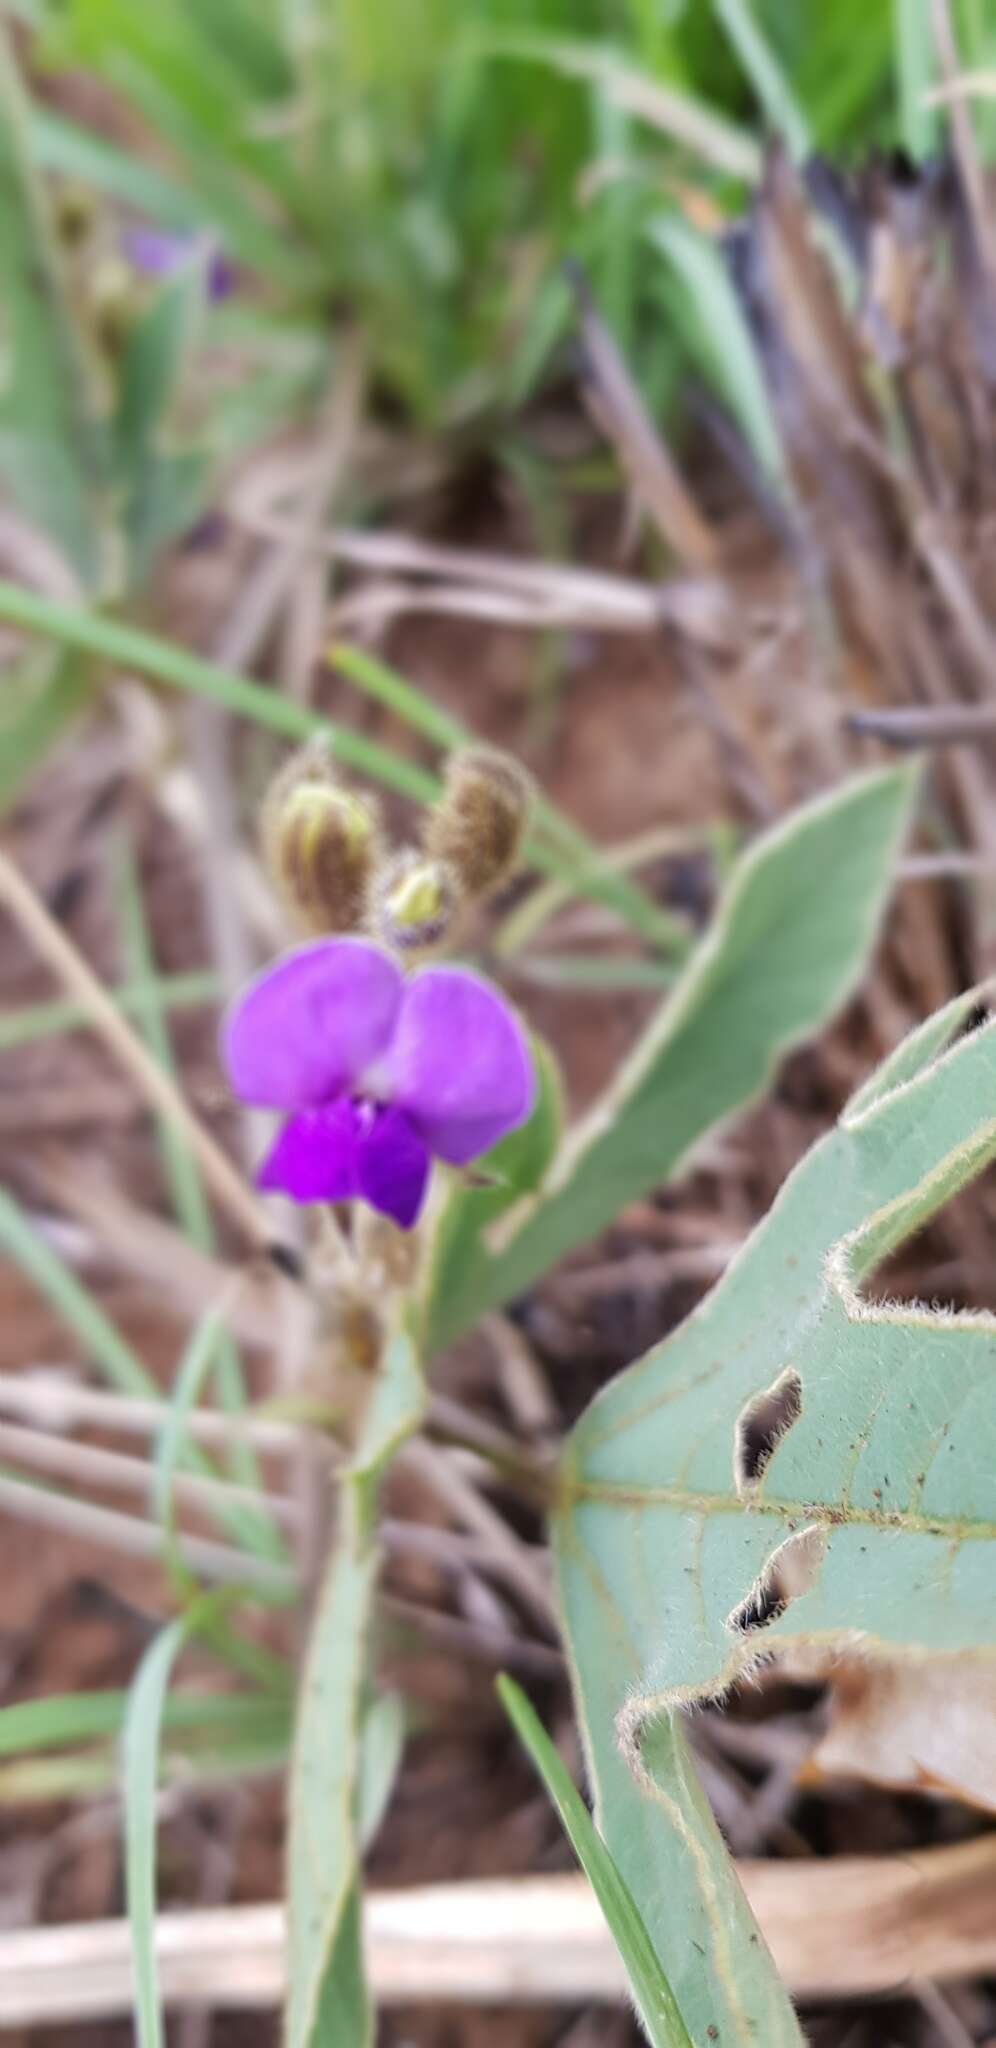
[562,1479,996,1542]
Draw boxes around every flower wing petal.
[389,967,535,1166]
[222,939,403,1110]
[356,1106,430,1229]
[256,1101,362,1203]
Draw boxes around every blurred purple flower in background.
[123,224,235,301]
[222,938,535,1228]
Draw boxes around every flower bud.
[88,255,142,356]
[53,182,96,250]
[260,743,380,936]
[424,746,532,899]
[373,849,459,954]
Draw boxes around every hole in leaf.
[734,1366,803,1495]
[726,1524,826,1638]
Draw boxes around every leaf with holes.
[553,984,996,2045]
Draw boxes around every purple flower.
[123,225,235,301]
[222,938,535,1229]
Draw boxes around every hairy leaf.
[554,986,996,2044]
[424,765,917,1350]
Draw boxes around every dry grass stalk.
[5,1840,996,2024]
[0,849,267,1250]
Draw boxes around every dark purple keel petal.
[256,1100,360,1203]
[388,967,535,1166]
[222,939,403,1111]
[356,1106,430,1229]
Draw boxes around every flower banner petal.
[223,939,403,1111]
[389,967,534,1166]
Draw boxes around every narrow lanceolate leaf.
[424,765,918,1350]
[285,1319,425,2048]
[554,990,996,2046]
[498,1677,693,2048]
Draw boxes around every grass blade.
[713,0,810,159]
[497,1676,694,2048]
[0,970,219,1053]
[648,213,788,496]
[123,1597,230,2048]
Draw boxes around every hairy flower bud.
[260,743,380,936]
[89,256,142,356]
[53,182,96,249]
[373,849,459,955]
[424,746,532,900]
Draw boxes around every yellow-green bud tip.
[373,852,459,954]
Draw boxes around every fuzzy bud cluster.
[424,746,532,901]
[260,741,380,937]
[260,738,532,960]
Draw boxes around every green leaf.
[554,987,996,2044]
[0,647,95,816]
[648,212,788,497]
[123,1600,224,2048]
[424,766,918,1350]
[29,107,204,227]
[357,1690,406,1851]
[285,1315,425,2048]
[893,0,940,160]
[712,0,811,160]
[498,1677,694,2047]
[113,261,212,584]
[0,27,107,589]
[0,1687,291,1802]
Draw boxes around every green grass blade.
[111,841,270,1511]
[0,1684,285,1758]
[0,26,108,590]
[648,213,788,496]
[0,580,686,951]
[0,970,219,1053]
[113,839,213,1248]
[0,1185,152,1398]
[0,1185,283,1559]
[713,0,810,159]
[123,1597,228,2048]
[497,1677,693,2048]
[0,647,95,816]
[0,580,440,802]
[29,107,204,226]
[893,0,940,159]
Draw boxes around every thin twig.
[0,1420,300,1529]
[0,1371,298,1454]
[397,1439,558,1634]
[0,1472,294,1593]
